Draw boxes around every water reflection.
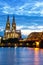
[34,48,39,65]
[0,47,43,65]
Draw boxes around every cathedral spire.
[13,16,15,22]
[12,16,16,24]
[7,15,10,23]
[5,15,10,31]
[12,16,16,31]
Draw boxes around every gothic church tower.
[5,16,10,31]
[12,16,16,31]
[4,16,10,39]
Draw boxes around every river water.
[0,47,43,65]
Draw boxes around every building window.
[11,33,12,37]
[8,34,9,38]
[13,33,14,38]
[7,24,10,27]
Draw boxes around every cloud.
[0,25,43,37]
[2,5,15,14]
[0,1,43,16]
[17,25,43,30]
[0,0,43,16]
[35,2,43,7]
[19,3,29,10]
[21,29,43,36]
[17,1,43,16]
[0,27,4,32]
[30,2,43,16]
[16,25,43,36]
[16,25,24,30]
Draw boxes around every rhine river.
[0,47,43,65]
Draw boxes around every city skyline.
[0,0,43,38]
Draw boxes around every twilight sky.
[0,0,43,38]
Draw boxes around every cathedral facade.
[3,16,21,40]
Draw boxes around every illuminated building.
[3,16,21,40]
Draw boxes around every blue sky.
[0,0,43,16]
[0,0,43,38]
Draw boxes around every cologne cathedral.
[3,16,21,40]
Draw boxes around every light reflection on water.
[34,48,39,65]
[0,47,43,65]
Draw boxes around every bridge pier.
[35,41,40,48]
